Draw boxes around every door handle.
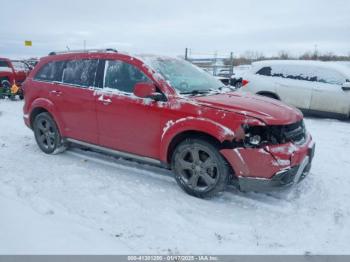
[49,90,62,96]
[102,98,112,105]
[98,95,112,105]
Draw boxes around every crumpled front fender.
[160,117,237,163]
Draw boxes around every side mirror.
[342,82,350,91]
[133,82,164,101]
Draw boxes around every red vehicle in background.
[0,57,31,99]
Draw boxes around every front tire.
[1,80,11,98]
[33,112,66,154]
[171,138,229,198]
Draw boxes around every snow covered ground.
[1,100,350,255]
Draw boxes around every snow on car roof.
[252,60,350,76]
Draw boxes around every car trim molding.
[66,138,164,167]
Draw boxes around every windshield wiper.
[180,89,211,95]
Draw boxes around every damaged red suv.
[23,49,315,198]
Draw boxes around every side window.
[35,63,54,81]
[53,61,66,81]
[0,60,10,68]
[62,59,98,87]
[314,68,345,85]
[103,60,150,93]
[34,61,65,82]
[256,67,272,76]
[277,65,308,81]
[268,65,314,82]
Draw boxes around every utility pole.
[213,51,218,76]
[185,48,188,60]
[229,52,234,76]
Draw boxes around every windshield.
[140,56,225,94]
[11,61,29,72]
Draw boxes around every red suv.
[23,49,315,198]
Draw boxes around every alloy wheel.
[176,144,219,191]
[36,118,57,150]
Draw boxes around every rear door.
[310,67,350,115]
[55,59,99,143]
[270,64,313,110]
[95,59,163,159]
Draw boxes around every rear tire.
[33,112,67,154]
[171,138,229,198]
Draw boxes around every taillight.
[242,79,249,86]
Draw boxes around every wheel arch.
[160,118,237,164]
[0,76,10,82]
[29,98,64,134]
[166,130,223,164]
[0,76,11,87]
[30,107,49,128]
[256,91,280,100]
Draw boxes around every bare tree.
[278,50,289,60]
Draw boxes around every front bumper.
[238,152,313,192]
[220,133,315,192]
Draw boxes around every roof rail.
[48,48,118,56]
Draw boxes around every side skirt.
[65,138,168,168]
[300,108,349,120]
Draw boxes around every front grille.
[269,120,306,144]
[243,120,306,146]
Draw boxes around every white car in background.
[240,60,350,118]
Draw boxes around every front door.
[310,67,350,116]
[95,59,163,159]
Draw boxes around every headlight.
[248,135,261,146]
[243,125,268,147]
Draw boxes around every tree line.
[225,50,350,66]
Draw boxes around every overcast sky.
[1,0,349,59]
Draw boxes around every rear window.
[34,61,65,82]
[34,59,98,87]
[62,59,98,87]
[256,67,272,76]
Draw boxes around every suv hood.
[193,91,303,125]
